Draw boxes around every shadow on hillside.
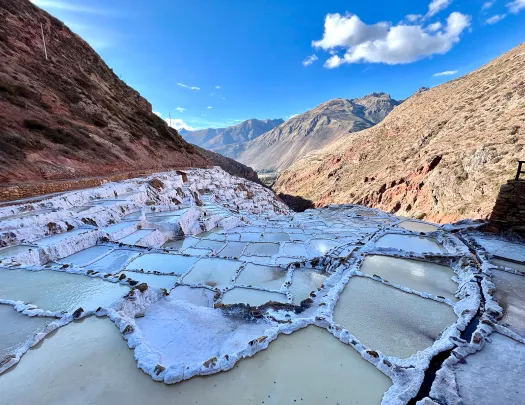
[278,193,314,212]
[486,177,525,237]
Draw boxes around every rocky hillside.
[0,0,211,184]
[235,93,400,172]
[275,43,525,223]
[192,145,263,186]
[182,118,284,152]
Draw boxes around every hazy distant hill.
[181,118,284,151]
[234,93,401,172]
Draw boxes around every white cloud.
[427,0,453,17]
[406,14,423,22]
[177,82,200,91]
[433,70,458,76]
[482,1,495,10]
[427,21,443,31]
[207,106,212,109]
[165,118,195,131]
[312,14,389,49]
[486,14,507,23]
[314,11,470,67]
[215,85,221,89]
[288,114,299,120]
[302,54,319,66]
[507,0,525,13]
[153,111,162,117]
[175,107,186,112]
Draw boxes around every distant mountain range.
[232,93,401,172]
[181,118,284,151]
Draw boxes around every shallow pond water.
[359,255,457,300]
[0,304,52,360]
[0,268,129,313]
[289,268,327,305]
[490,269,525,337]
[243,242,280,256]
[235,263,287,290]
[0,318,392,405]
[126,253,199,275]
[118,230,154,245]
[397,220,439,233]
[170,285,215,307]
[333,277,457,359]
[88,250,140,273]
[221,287,287,306]
[375,234,446,254]
[58,246,113,267]
[182,258,242,288]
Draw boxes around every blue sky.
[33,0,525,130]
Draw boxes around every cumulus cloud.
[482,1,495,10]
[313,11,470,67]
[175,107,186,112]
[166,118,195,131]
[153,111,162,117]
[177,82,200,90]
[302,54,319,66]
[486,14,507,24]
[427,0,453,16]
[507,0,525,13]
[433,70,458,76]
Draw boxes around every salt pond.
[334,277,457,358]
[125,253,199,275]
[289,268,327,305]
[490,269,525,337]
[0,268,128,313]
[58,246,113,266]
[359,255,458,300]
[0,305,52,360]
[182,257,242,288]
[235,263,287,290]
[375,234,446,254]
[397,220,439,233]
[221,287,287,306]
[0,319,391,405]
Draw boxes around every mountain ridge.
[181,118,284,151]
[274,43,525,223]
[233,93,401,172]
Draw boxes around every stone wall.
[489,180,525,232]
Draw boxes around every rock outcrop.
[234,93,400,172]
[274,43,525,223]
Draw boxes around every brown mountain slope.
[0,0,210,185]
[274,43,525,223]
[192,145,263,185]
[235,93,400,172]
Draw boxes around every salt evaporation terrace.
[0,167,524,404]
